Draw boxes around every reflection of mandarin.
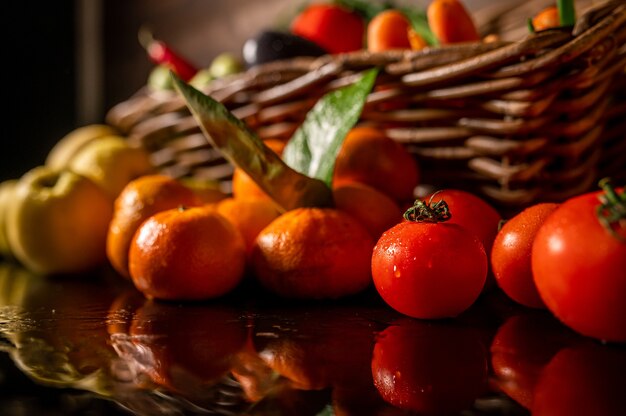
[253,307,381,394]
[127,301,248,393]
[216,197,281,255]
[250,207,374,299]
[333,127,419,203]
[231,139,286,202]
[107,174,202,278]
[258,338,328,391]
[230,340,276,402]
[128,205,246,300]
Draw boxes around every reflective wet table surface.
[0,261,624,416]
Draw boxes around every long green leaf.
[282,68,378,187]
[402,7,439,46]
[171,72,334,211]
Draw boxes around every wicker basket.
[106,1,626,210]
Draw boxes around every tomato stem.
[403,192,452,223]
[596,177,625,242]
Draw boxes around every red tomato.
[372,207,487,318]
[491,203,559,308]
[531,186,626,343]
[372,319,488,414]
[290,4,365,54]
[426,189,502,258]
[532,343,626,416]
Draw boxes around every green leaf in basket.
[401,7,439,46]
[282,68,378,187]
[335,0,392,21]
[557,0,576,27]
[171,72,334,212]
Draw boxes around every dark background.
[0,0,303,182]
[3,2,77,180]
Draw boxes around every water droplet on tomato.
[393,264,402,278]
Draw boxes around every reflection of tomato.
[490,312,577,409]
[110,298,247,395]
[532,186,626,343]
[371,319,488,414]
[533,343,626,416]
[372,219,487,319]
[491,203,559,308]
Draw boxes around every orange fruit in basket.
[250,207,374,299]
[333,182,402,239]
[333,126,419,203]
[232,139,286,203]
[427,0,480,44]
[128,205,246,300]
[367,10,413,52]
[107,174,203,278]
[532,6,560,31]
[216,197,281,255]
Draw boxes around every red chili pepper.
[139,28,197,81]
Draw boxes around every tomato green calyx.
[596,177,625,243]
[403,193,452,223]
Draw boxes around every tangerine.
[367,10,413,52]
[250,207,374,299]
[128,205,246,300]
[107,174,202,278]
[333,182,401,239]
[231,139,286,203]
[333,126,419,203]
[216,197,281,255]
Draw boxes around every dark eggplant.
[242,30,328,67]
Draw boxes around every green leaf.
[401,7,438,46]
[171,72,334,211]
[282,68,378,187]
[335,0,392,20]
[557,0,576,27]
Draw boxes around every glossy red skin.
[490,312,577,410]
[532,343,626,416]
[531,191,626,343]
[426,189,502,255]
[491,203,559,308]
[290,4,365,54]
[372,319,488,414]
[372,221,487,319]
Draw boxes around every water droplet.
[393,265,401,278]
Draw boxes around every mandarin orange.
[333,182,401,239]
[333,126,419,202]
[216,197,281,255]
[106,174,202,278]
[250,207,374,299]
[128,205,246,300]
[367,10,413,52]
[231,139,286,203]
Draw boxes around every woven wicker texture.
[106,1,626,209]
